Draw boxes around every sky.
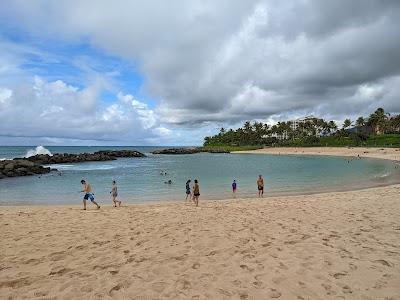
[0,0,399,146]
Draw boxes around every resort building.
[290,115,319,132]
[268,115,322,140]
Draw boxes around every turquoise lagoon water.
[0,146,399,205]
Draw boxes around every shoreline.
[232,146,400,162]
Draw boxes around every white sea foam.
[374,172,390,178]
[50,164,116,171]
[25,146,52,157]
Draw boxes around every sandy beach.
[1,147,400,299]
[233,147,400,162]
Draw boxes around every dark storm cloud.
[1,0,400,134]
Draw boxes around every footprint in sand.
[218,288,232,297]
[109,284,122,295]
[342,285,353,294]
[174,278,191,291]
[192,262,200,269]
[49,251,66,261]
[49,267,71,276]
[151,281,167,293]
[34,290,49,297]
[374,259,393,267]
[268,288,281,298]
[321,283,336,296]
[333,272,348,279]
[0,277,32,289]
[240,264,254,272]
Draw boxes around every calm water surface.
[0,146,399,205]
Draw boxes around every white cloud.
[0,87,12,104]
[0,76,171,144]
[0,0,400,145]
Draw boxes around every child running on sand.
[257,175,264,197]
[110,180,121,207]
[192,179,200,207]
[80,179,100,210]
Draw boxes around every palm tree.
[243,121,252,134]
[355,116,365,127]
[343,119,352,130]
[328,121,338,132]
[367,108,387,134]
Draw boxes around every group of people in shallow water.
[79,174,266,210]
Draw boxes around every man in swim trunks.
[193,179,200,207]
[257,175,264,197]
[81,179,100,210]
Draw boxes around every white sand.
[233,146,400,162]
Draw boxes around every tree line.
[203,108,400,147]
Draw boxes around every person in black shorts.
[193,179,200,207]
[257,175,264,197]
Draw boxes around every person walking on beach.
[110,180,121,207]
[232,180,237,193]
[185,179,192,201]
[257,175,264,197]
[80,179,100,210]
[193,179,200,207]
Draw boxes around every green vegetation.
[203,108,400,148]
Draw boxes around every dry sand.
[1,147,400,299]
[233,146,400,162]
[1,186,399,299]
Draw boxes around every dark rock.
[24,150,145,165]
[1,150,145,179]
[0,159,53,179]
[152,147,230,154]
[204,148,230,153]
[152,148,201,155]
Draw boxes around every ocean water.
[0,146,399,205]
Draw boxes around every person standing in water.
[110,180,121,207]
[257,175,264,197]
[80,179,100,210]
[192,179,200,207]
[232,180,237,193]
[185,179,192,201]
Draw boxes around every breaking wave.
[25,146,52,157]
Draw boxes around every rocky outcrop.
[23,150,146,165]
[0,159,53,179]
[203,148,230,153]
[151,148,230,154]
[0,150,146,179]
[152,148,201,155]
